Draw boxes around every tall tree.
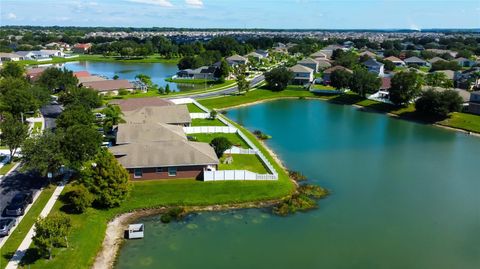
[415,89,463,119]
[58,87,102,109]
[0,114,28,161]
[0,62,24,78]
[32,213,72,259]
[36,67,78,92]
[80,150,131,208]
[215,58,230,79]
[102,104,124,132]
[0,77,37,117]
[425,72,453,88]
[22,131,65,177]
[234,65,249,94]
[349,67,381,97]
[55,104,95,130]
[330,69,352,89]
[264,67,293,91]
[389,71,423,105]
[60,125,102,169]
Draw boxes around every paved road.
[171,75,265,100]
[39,104,63,130]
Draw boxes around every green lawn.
[165,78,215,84]
[19,115,295,269]
[199,85,327,110]
[312,84,336,91]
[187,103,206,113]
[438,112,480,133]
[18,54,179,66]
[191,118,226,126]
[0,161,17,175]
[191,133,249,148]
[32,122,42,135]
[219,154,269,174]
[0,185,56,269]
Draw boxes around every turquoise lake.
[60,61,206,92]
[116,99,480,269]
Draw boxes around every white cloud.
[185,0,203,8]
[127,0,174,7]
[7,12,17,19]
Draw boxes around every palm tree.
[102,104,124,132]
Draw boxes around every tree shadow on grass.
[327,94,365,105]
[18,248,43,267]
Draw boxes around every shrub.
[160,207,186,223]
[210,137,233,157]
[118,89,129,96]
[65,184,94,213]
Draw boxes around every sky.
[0,0,479,29]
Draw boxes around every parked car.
[5,192,34,216]
[0,218,17,237]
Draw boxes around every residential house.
[246,51,265,60]
[110,97,174,112]
[78,75,107,84]
[426,49,458,58]
[82,79,134,95]
[469,91,480,115]
[363,58,385,76]
[434,70,456,80]
[404,56,429,67]
[428,57,447,65]
[359,50,377,58]
[110,123,218,180]
[310,51,329,61]
[0,52,23,62]
[73,71,91,78]
[298,58,319,72]
[26,67,47,81]
[176,66,217,80]
[322,66,353,84]
[316,60,332,70]
[455,57,475,68]
[289,64,314,85]
[226,54,248,67]
[73,43,92,54]
[343,41,355,49]
[255,49,269,58]
[122,105,191,126]
[16,51,51,61]
[384,56,405,67]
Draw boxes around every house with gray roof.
[469,91,480,115]
[123,105,191,126]
[363,58,384,76]
[428,57,447,65]
[176,66,217,80]
[316,60,332,70]
[110,118,219,180]
[0,52,23,62]
[298,58,319,72]
[455,57,475,68]
[289,64,314,85]
[404,56,429,67]
[226,54,248,66]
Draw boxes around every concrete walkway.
[4,181,66,269]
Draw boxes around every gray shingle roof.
[110,141,219,168]
[123,105,191,125]
[116,123,186,145]
[289,64,313,73]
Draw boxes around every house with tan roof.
[226,54,248,67]
[384,56,405,67]
[82,79,133,95]
[0,52,23,62]
[110,97,174,112]
[122,105,191,126]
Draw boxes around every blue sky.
[1,0,479,29]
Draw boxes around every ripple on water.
[139,256,153,267]
[186,223,198,230]
[252,218,263,224]
[233,214,243,220]
[209,216,221,222]
[260,213,270,219]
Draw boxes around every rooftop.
[110,97,174,112]
[123,105,191,125]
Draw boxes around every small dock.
[126,223,144,239]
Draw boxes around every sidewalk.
[4,180,66,269]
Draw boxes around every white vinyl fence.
[190,113,210,119]
[171,98,279,181]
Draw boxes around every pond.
[116,99,480,269]
[59,61,206,92]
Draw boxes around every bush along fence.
[171,98,279,181]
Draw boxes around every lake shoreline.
[220,96,480,137]
[93,199,288,269]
